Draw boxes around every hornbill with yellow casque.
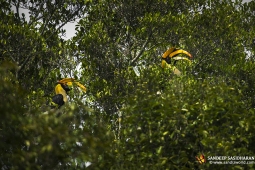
[50,78,86,108]
[161,47,192,75]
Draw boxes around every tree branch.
[19,54,32,72]
[130,31,152,66]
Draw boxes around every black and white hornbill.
[50,78,86,108]
[161,47,192,75]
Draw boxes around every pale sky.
[63,22,78,40]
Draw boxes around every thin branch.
[15,0,20,20]
[28,3,45,27]
[146,42,162,52]
[1,46,17,63]
[19,54,32,71]
[130,31,153,66]
[115,103,122,140]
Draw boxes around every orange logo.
[196,154,206,164]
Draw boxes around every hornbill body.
[51,83,72,108]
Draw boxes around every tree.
[2,0,255,169]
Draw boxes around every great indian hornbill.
[50,78,86,108]
[161,47,192,75]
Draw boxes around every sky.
[14,0,253,40]
[63,21,78,40]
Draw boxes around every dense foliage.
[1,0,255,169]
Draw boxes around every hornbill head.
[161,47,192,75]
[57,81,72,93]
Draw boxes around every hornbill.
[161,47,192,75]
[50,78,86,108]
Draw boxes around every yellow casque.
[162,47,192,59]
[57,78,86,92]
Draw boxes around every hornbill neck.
[55,84,68,103]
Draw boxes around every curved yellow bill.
[169,49,192,59]
[172,56,192,63]
[74,81,86,92]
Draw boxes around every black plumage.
[51,94,65,108]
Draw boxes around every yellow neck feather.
[55,84,68,102]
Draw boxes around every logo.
[196,154,206,164]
